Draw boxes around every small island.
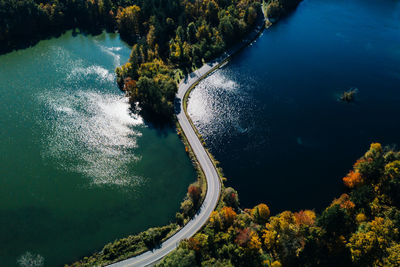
[340,88,358,103]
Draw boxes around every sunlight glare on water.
[39,89,144,186]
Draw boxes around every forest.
[157,143,400,266]
[0,0,262,118]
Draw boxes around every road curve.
[108,22,264,267]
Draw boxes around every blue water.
[188,0,400,213]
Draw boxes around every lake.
[0,31,195,266]
[188,0,400,213]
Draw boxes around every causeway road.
[108,22,264,267]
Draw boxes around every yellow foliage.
[270,261,282,267]
[248,232,262,250]
[385,160,400,179]
[209,207,236,230]
[252,203,270,223]
[348,231,379,263]
[116,5,141,35]
[262,229,278,250]
[384,244,400,266]
[209,211,221,229]
[370,143,382,152]
[356,213,367,224]
[348,217,398,264]
[365,142,383,159]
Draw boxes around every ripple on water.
[96,43,122,67]
[67,65,115,84]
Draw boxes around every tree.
[294,210,316,226]
[181,199,195,217]
[116,5,141,42]
[251,203,270,224]
[143,228,164,249]
[223,187,239,209]
[317,205,354,237]
[330,194,355,212]
[347,217,398,265]
[188,184,202,207]
[343,170,364,188]
[355,143,385,183]
[385,160,400,180]
[147,25,156,49]
[220,206,237,228]
[187,22,197,43]
[158,246,196,267]
[218,15,235,42]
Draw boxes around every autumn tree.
[116,5,141,43]
[223,187,239,210]
[347,217,399,266]
[188,184,202,207]
[251,203,270,224]
[317,205,354,237]
[343,170,364,188]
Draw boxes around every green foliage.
[0,0,121,53]
[317,204,355,237]
[157,246,196,267]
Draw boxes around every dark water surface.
[0,31,195,266]
[188,0,400,213]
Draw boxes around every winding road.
[108,22,264,267]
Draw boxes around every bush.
[223,187,240,210]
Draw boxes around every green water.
[0,31,196,266]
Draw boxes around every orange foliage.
[188,184,202,203]
[188,236,201,251]
[331,194,355,210]
[220,206,237,227]
[353,158,366,169]
[188,233,208,251]
[209,207,237,230]
[123,77,137,92]
[343,170,364,188]
[294,210,316,226]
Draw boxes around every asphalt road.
[108,22,264,267]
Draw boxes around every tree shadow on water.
[129,105,177,138]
